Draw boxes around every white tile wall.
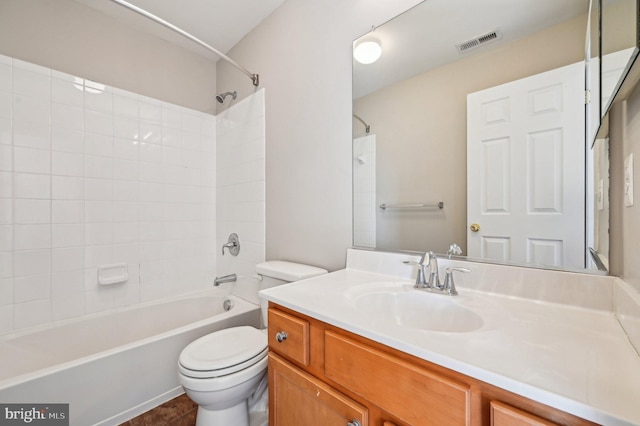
[216,90,266,305]
[0,54,217,332]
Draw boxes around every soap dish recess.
[98,263,129,285]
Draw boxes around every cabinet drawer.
[268,308,310,366]
[324,331,471,426]
[269,353,368,425]
[491,401,559,426]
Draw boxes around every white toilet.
[178,261,328,426]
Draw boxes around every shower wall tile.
[0,55,218,332]
[14,146,50,174]
[52,78,83,106]
[14,299,51,330]
[52,293,85,321]
[14,274,51,303]
[14,173,50,199]
[0,226,11,251]
[0,145,11,172]
[0,278,12,305]
[13,121,49,149]
[14,199,50,224]
[216,89,266,306]
[0,92,11,119]
[52,176,83,200]
[0,252,13,278]
[0,201,11,226]
[13,224,51,250]
[52,151,84,177]
[52,128,83,153]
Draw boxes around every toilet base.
[195,400,248,426]
[250,410,268,426]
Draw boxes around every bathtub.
[0,289,261,425]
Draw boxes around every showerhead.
[216,91,237,104]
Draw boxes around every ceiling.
[71,0,589,94]
[73,0,285,60]
[353,0,589,99]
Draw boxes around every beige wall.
[609,84,640,292]
[353,15,587,254]
[0,0,218,113]
[603,3,640,291]
[217,0,422,271]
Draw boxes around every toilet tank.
[257,261,327,327]
[256,261,328,290]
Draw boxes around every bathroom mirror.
[352,0,638,273]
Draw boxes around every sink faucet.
[404,252,470,296]
[403,251,429,288]
[442,267,470,296]
[426,251,441,289]
[404,251,439,289]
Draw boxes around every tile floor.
[120,394,197,426]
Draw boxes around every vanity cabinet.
[268,304,598,426]
[269,353,368,425]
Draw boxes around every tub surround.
[0,53,268,335]
[0,54,218,332]
[260,249,640,426]
[215,89,266,306]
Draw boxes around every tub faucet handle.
[222,233,240,256]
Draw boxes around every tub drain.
[223,299,234,311]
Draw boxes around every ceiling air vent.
[456,29,502,53]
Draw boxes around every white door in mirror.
[467,61,585,269]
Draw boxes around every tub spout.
[214,273,237,286]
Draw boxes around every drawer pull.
[347,421,361,426]
[275,331,288,342]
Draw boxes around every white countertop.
[260,267,640,426]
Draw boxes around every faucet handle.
[442,267,470,295]
[222,233,240,256]
[403,260,428,288]
[447,243,462,258]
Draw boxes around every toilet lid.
[179,326,267,378]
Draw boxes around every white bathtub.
[0,289,261,425]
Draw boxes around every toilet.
[178,261,328,426]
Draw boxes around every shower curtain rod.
[107,0,260,86]
[353,114,370,133]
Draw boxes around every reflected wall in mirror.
[352,0,636,273]
[601,0,639,117]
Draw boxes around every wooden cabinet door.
[269,353,368,426]
[491,401,559,426]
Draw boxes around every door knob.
[470,223,480,232]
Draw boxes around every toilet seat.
[179,326,267,379]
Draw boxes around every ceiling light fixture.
[354,39,382,64]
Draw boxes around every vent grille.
[456,29,502,53]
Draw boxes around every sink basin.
[345,282,484,333]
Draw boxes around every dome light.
[354,39,382,64]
